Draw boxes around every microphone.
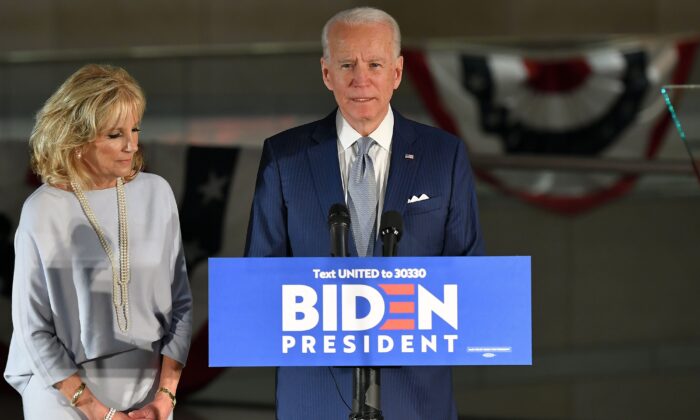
[380,211,403,257]
[328,203,350,257]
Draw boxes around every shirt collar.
[336,106,394,152]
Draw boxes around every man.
[245,7,484,419]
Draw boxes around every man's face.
[321,21,403,136]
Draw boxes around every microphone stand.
[350,211,402,420]
[350,366,383,420]
[327,204,383,419]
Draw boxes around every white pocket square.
[407,194,430,204]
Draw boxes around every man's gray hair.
[321,7,401,60]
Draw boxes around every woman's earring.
[76,150,82,159]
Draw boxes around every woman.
[3,64,192,420]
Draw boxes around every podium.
[209,256,530,418]
[209,256,531,368]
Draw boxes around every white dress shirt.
[336,107,393,228]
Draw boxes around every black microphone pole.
[329,204,380,419]
[329,204,381,419]
[350,211,403,420]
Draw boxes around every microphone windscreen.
[380,211,403,240]
[328,203,350,227]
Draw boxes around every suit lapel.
[307,111,358,256]
[374,111,423,255]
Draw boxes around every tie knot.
[356,137,373,156]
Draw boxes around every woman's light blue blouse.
[4,172,192,392]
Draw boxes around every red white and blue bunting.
[405,37,699,214]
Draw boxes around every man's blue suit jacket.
[245,109,484,420]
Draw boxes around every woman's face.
[81,111,140,189]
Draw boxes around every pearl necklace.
[71,177,130,333]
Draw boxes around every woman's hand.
[127,392,173,420]
[127,355,182,419]
[126,355,182,419]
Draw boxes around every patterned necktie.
[348,137,377,257]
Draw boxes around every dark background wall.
[1,0,699,51]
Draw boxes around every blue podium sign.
[209,256,531,367]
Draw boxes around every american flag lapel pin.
[404,153,414,160]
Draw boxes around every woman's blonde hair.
[30,64,146,189]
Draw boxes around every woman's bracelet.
[69,382,86,407]
[104,407,116,420]
[158,386,177,408]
